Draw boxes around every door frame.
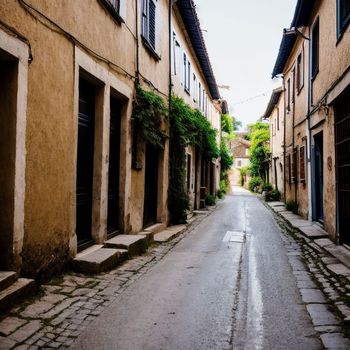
[71,47,133,256]
[0,29,29,271]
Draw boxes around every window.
[193,74,197,101]
[299,146,306,183]
[288,79,291,106]
[100,0,126,21]
[296,49,304,93]
[142,0,156,50]
[337,0,350,37]
[237,160,242,167]
[183,54,190,93]
[277,107,280,131]
[172,33,180,75]
[108,0,120,11]
[198,82,202,107]
[311,18,319,80]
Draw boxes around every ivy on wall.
[169,95,219,224]
[132,85,168,150]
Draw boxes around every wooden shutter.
[149,0,156,49]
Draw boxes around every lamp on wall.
[283,27,310,41]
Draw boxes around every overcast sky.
[195,0,298,129]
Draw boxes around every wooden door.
[314,132,324,223]
[335,89,350,244]
[107,97,121,235]
[76,79,95,247]
[143,143,158,228]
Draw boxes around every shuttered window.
[338,0,350,37]
[142,0,156,50]
[311,19,319,79]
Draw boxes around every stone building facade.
[0,0,221,280]
[270,0,350,245]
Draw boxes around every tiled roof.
[272,0,316,77]
[176,0,220,100]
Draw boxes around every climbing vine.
[132,85,168,149]
[169,95,219,224]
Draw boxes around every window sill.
[141,36,161,61]
[98,0,124,24]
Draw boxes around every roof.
[272,0,316,77]
[262,87,283,119]
[176,0,220,100]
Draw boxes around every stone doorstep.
[300,225,328,239]
[72,248,128,274]
[138,231,154,244]
[144,223,166,234]
[0,278,36,313]
[104,235,148,257]
[0,271,17,292]
[153,225,187,243]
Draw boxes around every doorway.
[143,143,158,228]
[334,88,350,244]
[314,132,324,223]
[76,78,95,248]
[107,97,121,236]
[0,51,18,269]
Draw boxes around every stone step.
[0,278,36,312]
[72,247,128,274]
[0,271,17,292]
[138,231,154,244]
[153,225,186,243]
[104,235,147,257]
[144,223,166,234]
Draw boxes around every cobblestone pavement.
[273,210,350,349]
[2,201,350,349]
[0,213,212,350]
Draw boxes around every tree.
[248,121,270,182]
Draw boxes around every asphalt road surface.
[72,187,321,350]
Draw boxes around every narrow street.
[71,188,321,350]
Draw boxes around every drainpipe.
[283,76,287,202]
[307,26,313,222]
[292,70,297,203]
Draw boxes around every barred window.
[299,146,306,182]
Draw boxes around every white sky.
[195,0,298,129]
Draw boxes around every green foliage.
[248,121,270,181]
[205,194,216,206]
[168,95,220,223]
[221,114,234,134]
[217,179,229,198]
[248,176,263,192]
[263,183,273,192]
[220,140,233,173]
[132,86,168,149]
[239,166,249,186]
[265,189,281,202]
[286,200,299,214]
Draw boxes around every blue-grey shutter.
[149,0,156,49]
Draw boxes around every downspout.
[283,76,287,201]
[135,0,140,81]
[292,69,297,203]
[307,26,313,221]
